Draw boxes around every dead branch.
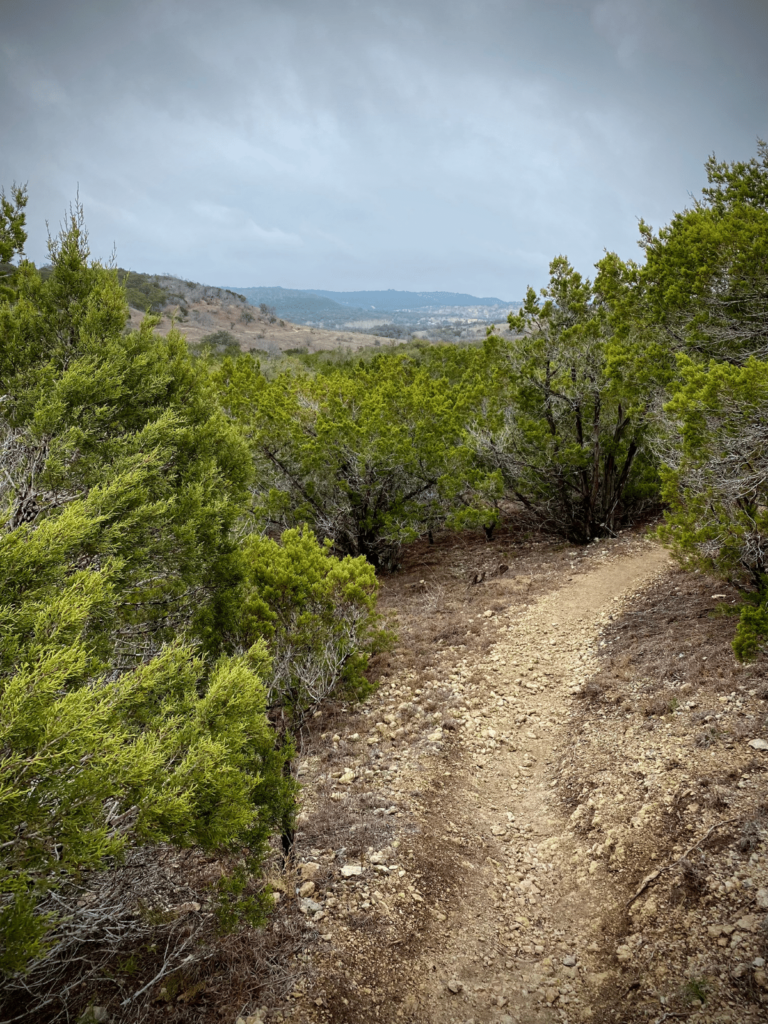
[627,817,740,908]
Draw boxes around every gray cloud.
[1,0,766,296]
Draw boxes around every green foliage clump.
[116,268,169,312]
[658,355,768,659]
[0,183,27,300]
[218,525,393,725]
[472,257,655,542]
[0,200,387,976]
[191,329,243,359]
[643,143,768,658]
[638,143,768,364]
[214,351,478,567]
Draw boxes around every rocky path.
[295,536,768,1023]
[293,539,690,1024]
[403,542,672,1023]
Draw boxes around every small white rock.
[299,897,322,915]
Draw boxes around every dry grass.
[0,844,309,1024]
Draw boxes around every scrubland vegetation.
[1,143,767,1017]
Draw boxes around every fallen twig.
[122,921,207,1005]
[627,817,740,908]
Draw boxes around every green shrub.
[0,536,289,969]
[646,144,768,658]
[658,356,768,659]
[229,526,393,724]
[472,257,655,542]
[0,202,340,974]
[214,353,475,567]
[191,329,242,359]
[117,268,169,312]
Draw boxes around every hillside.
[121,273,404,354]
[7,143,767,1024]
[9,522,768,1023]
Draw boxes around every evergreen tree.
[0,201,384,973]
[0,183,27,299]
[470,257,655,542]
[214,352,473,567]
[642,144,768,658]
[639,141,768,365]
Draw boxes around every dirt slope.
[127,300,394,354]
[285,533,768,1024]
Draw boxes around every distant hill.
[232,287,352,322]
[228,285,517,329]
[301,288,510,310]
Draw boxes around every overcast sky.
[2,0,766,298]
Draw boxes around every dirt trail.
[407,543,671,1022]
[298,536,767,1023]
